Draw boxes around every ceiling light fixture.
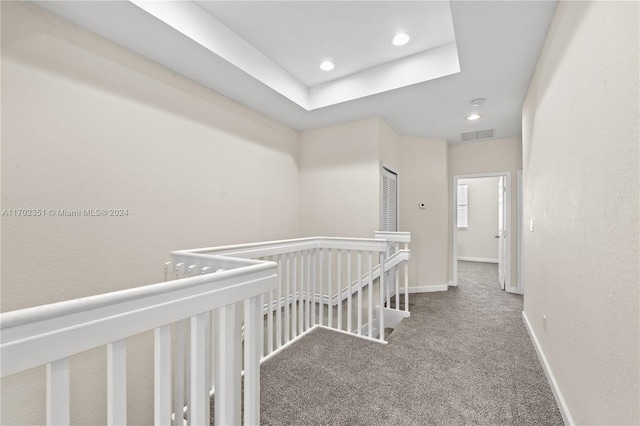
[319,60,335,71]
[392,33,410,46]
[471,98,485,107]
[466,114,481,121]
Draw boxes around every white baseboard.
[506,285,524,295]
[522,311,575,426]
[401,284,448,293]
[457,256,499,263]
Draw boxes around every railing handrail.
[0,260,276,379]
[374,231,411,243]
[172,236,389,260]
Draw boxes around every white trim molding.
[402,284,448,293]
[457,257,499,264]
[522,311,575,426]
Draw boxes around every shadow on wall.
[4,2,298,156]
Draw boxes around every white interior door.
[497,176,507,289]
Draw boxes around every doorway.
[452,172,514,292]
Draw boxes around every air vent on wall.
[461,129,494,142]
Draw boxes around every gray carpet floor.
[229,261,563,425]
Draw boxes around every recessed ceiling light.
[392,33,410,46]
[466,114,481,121]
[471,98,485,107]
[319,60,335,71]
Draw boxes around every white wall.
[457,177,499,262]
[299,118,380,238]
[379,118,401,174]
[300,120,451,292]
[448,137,522,288]
[1,3,300,424]
[400,137,449,288]
[522,1,639,424]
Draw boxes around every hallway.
[257,261,562,425]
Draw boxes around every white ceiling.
[196,1,457,87]
[33,1,557,144]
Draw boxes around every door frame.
[451,171,514,292]
[517,170,524,295]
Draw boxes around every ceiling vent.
[461,129,494,142]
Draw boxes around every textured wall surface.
[1,3,300,424]
[522,1,639,424]
[299,118,381,238]
[400,137,449,287]
[457,177,500,261]
[379,118,401,174]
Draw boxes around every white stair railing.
[374,231,412,330]
[172,232,411,360]
[1,232,410,426]
[0,257,276,426]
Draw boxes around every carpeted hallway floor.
[254,261,563,425]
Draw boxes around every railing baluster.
[185,319,191,426]
[174,263,185,280]
[404,243,409,312]
[189,312,210,426]
[291,252,298,339]
[328,248,333,328]
[379,252,386,342]
[267,256,274,355]
[214,303,241,426]
[210,312,216,397]
[200,268,214,405]
[395,245,400,309]
[205,312,212,402]
[312,249,317,326]
[154,327,171,425]
[388,268,394,308]
[387,243,400,309]
[164,261,173,282]
[47,358,70,425]
[337,249,343,331]
[276,254,283,349]
[284,253,290,343]
[244,294,262,425]
[368,252,374,338]
[299,251,304,334]
[357,251,363,335]
[108,339,127,426]
[187,265,198,276]
[319,248,324,326]
[174,321,186,425]
[305,250,311,330]
[347,250,352,333]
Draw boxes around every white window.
[457,184,468,229]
